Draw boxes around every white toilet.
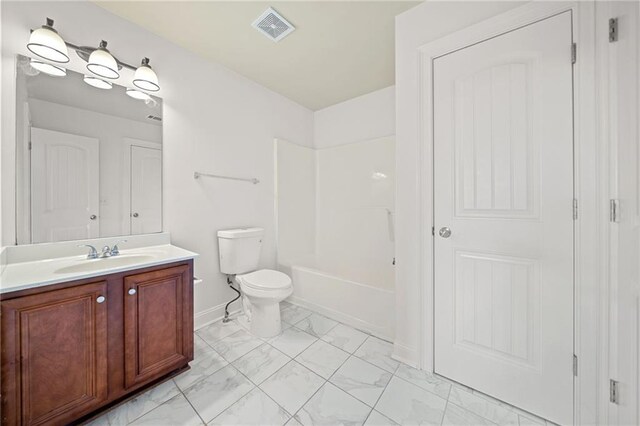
[217,227,292,338]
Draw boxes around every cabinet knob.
[132,212,139,218]
[96,296,106,304]
[128,288,137,295]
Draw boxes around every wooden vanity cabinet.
[0,260,193,426]
[1,281,109,426]
[123,265,193,389]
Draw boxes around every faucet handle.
[111,240,127,256]
[78,244,98,259]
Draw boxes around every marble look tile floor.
[87,303,558,426]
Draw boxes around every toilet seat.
[238,269,291,291]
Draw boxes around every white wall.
[1,1,314,326]
[275,139,316,269]
[394,1,524,366]
[314,85,395,149]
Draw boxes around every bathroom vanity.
[0,241,197,426]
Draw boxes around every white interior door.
[30,127,100,243]
[433,12,574,424]
[130,145,162,235]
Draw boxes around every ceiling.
[94,1,420,110]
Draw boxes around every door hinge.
[609,18,618,42]
[573,354,578,376]
[573,199,578,220]
[431,226,435,236]
[610,199,620,223]
[610,379,619,404]
[571,43,577,64]
[28,141,32,150]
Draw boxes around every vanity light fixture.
[125,88,151,101]
[87,40,119,79]
[26,18,161,91]
[133,58,160,92]
[27,18,70,63]
[29,58,66,77]
[83,75,112,90]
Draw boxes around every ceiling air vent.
[252,7,295,42]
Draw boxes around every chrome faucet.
[110,240,127,256]
[100,245,112,258]
[78,239,127,260]
[78,244,99,259]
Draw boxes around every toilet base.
[248,301,282,338]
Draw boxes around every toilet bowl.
[237,269,292,338]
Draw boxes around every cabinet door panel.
[123,265,193,388]
[1,282,108,426]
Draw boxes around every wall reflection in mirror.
[15,54,163,244]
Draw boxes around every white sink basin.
[54,254,156,274]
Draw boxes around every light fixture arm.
[63,40,138,72]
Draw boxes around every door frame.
[415,2,600,424]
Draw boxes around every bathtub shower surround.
[276,136,396,339]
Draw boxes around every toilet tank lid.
[217,227,264,239]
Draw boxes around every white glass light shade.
[84,75,112,90]
[87,46,119,79]
[30,59,66,77]
[27,22,69,63]
[133,59,160,92]
[126,88,151,101]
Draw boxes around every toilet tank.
[217,227,264,275]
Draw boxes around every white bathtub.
[280,261,395,340]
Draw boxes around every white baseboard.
[392,341,421,369]
[288,295,393,341]
[194,300,241,330]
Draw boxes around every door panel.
[123,265,193,389]
[433,12,574,424]
[1,282,108,426]
[130,146,162,235]
[30,128,99,243]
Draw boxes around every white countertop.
[0,244,198,295]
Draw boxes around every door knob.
[128,288,137,295]
[438,227,452,238]
[90,214,97,220]
[132,212,139,218]
[96,296,106,304]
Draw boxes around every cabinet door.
[1,282,108,426]
[123,265,193,389]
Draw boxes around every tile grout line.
[363,355,397,424]
[206,363,282,425]
[121,385,189,426]
[174,381,208,426]
[439,399,451,426]
[287,327,373,423]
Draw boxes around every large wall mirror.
[15,54,163,244]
